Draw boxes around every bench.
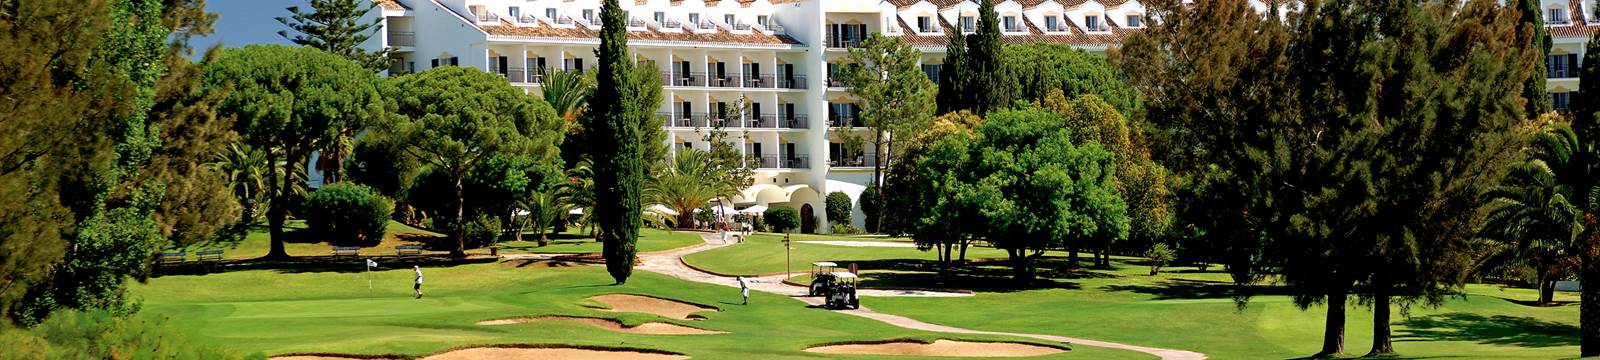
[159,251,185,266]
[332,246,361,258]
[396,245,422,258]
[196,249,224,263]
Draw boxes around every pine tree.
[1572,14,1600,356]
[937,31,968,114]
[592,0,643,284]
[277,0,393,72]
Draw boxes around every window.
[1003,16,1019,31]
[1553,92,1572,111]
[758,15,769,26]
[1550,53,1581,78]
[546,8,556,19]
[1086,15,1102,31]
[918,16,933,32]
[654,11,665,24]
[726,14,736,25]
[583,9,594,21]
[921,64,940,83]
[1127,14,1143,27]
[690,13,701,24]
[1548,8,1569,24]
[1044,16,1059,31]
[509,6,520,18]
[961,16,975,33]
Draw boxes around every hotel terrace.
[356,0,1592,232]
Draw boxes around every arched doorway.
[800,204,816,234]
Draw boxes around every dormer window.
[918,16,934,32]
[1002,15,1020,32]
[1548,8,1569,24]
[509,7,521,18]
[1086,15,1103,31]
[1044,16,1059,31]
[690,13,701,24]
[961,16,975,33]
[584,9,595,21]
[724,14,734,24]
[654,11,665,24]
[546,8,557,19]
[758,15,769,26]
[1126,14,1143,27]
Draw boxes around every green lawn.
[861,257,1579,359]
[493,228,704,254]
[133,263,1149,359]
[681,233,1015,276]
[171,220,445,260]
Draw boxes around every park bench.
[159,251,185,266]
[196,249,224,264]
[396,245,422,258]
[332,246,361,258]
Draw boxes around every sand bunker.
[422,346,687,360]
[589,294,718,320]
[804,339,1067,357]
[476,315,727,335]
[271,356,400,360]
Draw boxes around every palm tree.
[210,142,268,224]
[557,159,598,240]
[314,128,355,184]
[1481,157,1582,305]
[541,69,593,124]
[518,189,565,247]
[646,148,744,227]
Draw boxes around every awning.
[740,204,768,214]
[647,204,678,216]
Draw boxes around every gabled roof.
[479,20,801,45]
[376,0,409,10]
[893,8,1125,48]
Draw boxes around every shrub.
[825,191,853,225]
[0,309,262,360]
[860,184,881,233]
[1145,243,1177,275]
[462,215,503,249]
[694,202,715,228]
[830,223,863,235]
[763,207,800,233]
[304,183,393,247]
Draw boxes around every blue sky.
[192,1,307,51]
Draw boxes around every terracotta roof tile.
[479,20,801,45]
[376,0,408,10]
[1551,0,1599,40]
[894,10,1124,49]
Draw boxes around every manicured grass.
[493,228,704,254]
[171,220,445,260]
[681,233,1014,276]
[133,263,1150,359]
[862,257,1579,359]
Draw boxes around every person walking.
[737,276,750,305]
[413,265,424,299]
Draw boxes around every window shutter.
[1571,54,1582,77]
[450,57,459,66]
[431,59,439,68]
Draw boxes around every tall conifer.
[592,0,642,284]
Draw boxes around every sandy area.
[589,294,718,320]
[804,339,1067,357]
[475,316,727,335]
[271,356,398,360]
[421,347,688,360]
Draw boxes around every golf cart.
[823,271,860,310]
[808,262,839,296]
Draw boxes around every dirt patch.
[271,355,401,360]
[476,315,727,335]
[588,294,719,320]
[804,339,1067,357]
[422,346,687,360]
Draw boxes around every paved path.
[797,240,918,248]
[623,232,1206,360]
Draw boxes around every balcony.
[829,115,862,128]
[477,13,500,23]
[781,115,809,129]
[827,77,848,88]
[662,112,709,128]
[694,20,717,31]
[662,71,706,87]
[709,73,740,87]
[388,31,414,47]
[554,16,574,25]
[752,155,809,169]
[732,22,752,31]
[628,18,647,28]
[499,68,543,84]
[745,115,777,128]
[517,15,538,24]
[661,19,682,29]
[824,29,865,48]
[830,153,876,168]
[778,75,807,89]
[745,74,775,88]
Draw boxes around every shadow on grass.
[1101,278,1294,300]
[829,258,1087,292]
[1397,313,1578,347]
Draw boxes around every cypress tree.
[1574,16,1600,356]
[937,30,968,114]
[968,0,1005,114]
[592,0,642,284]
[1515,0,1551,116]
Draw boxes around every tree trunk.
[450,175,467,258]
[1368,291,1394,356]
[958,239,969,261]
[677,212,693,230]
[1068,243,1080,266]
[871,132,886,234]
[1535,267,1551,306]
[1008,248,1035,286]
[1315,289,1348,358]
[265,150,289,259]
[1583,228,1600,357]
[942,242,953,274]
[509,209,523,243]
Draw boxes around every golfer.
[737,276,750,305]
[413,265,424,299]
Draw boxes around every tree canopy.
[276,0,392,72]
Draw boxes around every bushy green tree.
[647,148,746,227]
[303,183,393,246]
[884,111,983,273]
[346,133,422,201]
[966,0,1007,114]
[1005,43,1140,116]
[206,45,383,259]
[1514,0,1550,116]
[591,0,645,284]
[465,154,561,243]
[381,66,562,257]
[859,183,882,233]
[763,207,801,234]
[839,33,937,222]
[276,0,392,72]
[1042,91,1171,267]
[211,143,268,224]
[824,192,853,226]
[1479,119,1582,306]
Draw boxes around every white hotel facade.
[353,0,1594,232]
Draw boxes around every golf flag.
[366,259,377,268]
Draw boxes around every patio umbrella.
[740,204,768,214]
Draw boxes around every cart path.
[797,240,919,248]
[621,232,1207,360]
